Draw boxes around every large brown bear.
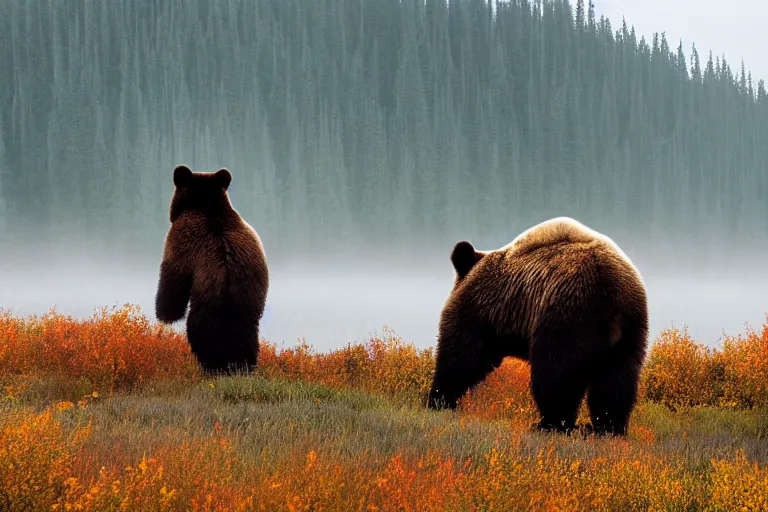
[154,165,269,374]
[427,217,648,436]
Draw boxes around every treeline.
[0,0,766,257]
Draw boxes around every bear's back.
[170,211,268,309]
[477,217,645,338]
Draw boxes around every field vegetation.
[1,305,767,510]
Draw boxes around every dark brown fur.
[428,217,648,436]
[155,165,269,374]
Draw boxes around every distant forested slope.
[0,0,766,257]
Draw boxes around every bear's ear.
[451,240,484,279]
[214,168,232,190]
[173,165,193,188]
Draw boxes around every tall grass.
[1,305,767,510]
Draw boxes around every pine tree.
[575,0,585,29]
[690,44,701,82]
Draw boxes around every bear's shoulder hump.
[503,217,604,254]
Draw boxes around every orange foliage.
[457,358,536,426]
[642,324,768,409]
[453,445,702,511]
[709,450,768,510]
[641,328,720,408]
[0,305,200,392]
[0,408,91,511]
[716,324,768,408]
[21,405,466,512]
[257,327,435,401]
[3,404,765,511]
[2,305,768,508]
[2,304,767,412]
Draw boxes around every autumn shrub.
[52,441,466,511]
[27,404,467,512]
[53,428,248,511]
[457,358,536,426]
[0,407,91,511]
[716,323,768,408]
[258,327,435,403]
[642,324,768,410]
[2,304,768,413]
[0,305,200,393]
[641,328,721,408]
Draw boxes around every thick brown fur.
[428,217,648,436]
[155,165,269,374]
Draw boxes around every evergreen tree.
[0,0,765,259]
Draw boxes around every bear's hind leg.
[186,309,259,375]
[185,314,228,375]
[229,318,259,374]
[530,362,588,434]
[530,325,594,434]
[586,327,647,436]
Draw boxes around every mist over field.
[1,0,767,351]
[1,236,767,350]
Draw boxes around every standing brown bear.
[155,165,269,374]
[427,217,648,436]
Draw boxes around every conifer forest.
[0,0,766,262]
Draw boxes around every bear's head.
[450,240,486,280]
[169,165,233,222]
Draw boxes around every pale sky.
[593,0,767,83]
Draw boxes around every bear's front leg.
[428,324,502,410]
[155,260,192,323]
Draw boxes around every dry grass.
[1,305,767,510]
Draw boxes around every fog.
[1,248,765,351]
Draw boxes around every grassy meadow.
[1,305,767,511]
